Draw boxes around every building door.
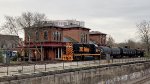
[44,48,49,60]
[55,48,62,59]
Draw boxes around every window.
[53,32,57,41]
[26,35,30,42]
[81,33,83,43]
[1,44,4,48]
[35,31,39,41]
[53,32,55,41]
[55,32,57,40]
[44,31,48,40]
[85,34,87,43]
[12,44,14,48]
[57,32,62,41]
[81,33,87,43]
[83,34,85,43]
[53,31,61,42]
[12,44,17,48]
[59,33,61,41]
[57,32,59,41]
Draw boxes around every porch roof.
[24,42,66,48]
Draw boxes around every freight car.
[98,46,144,58]
[111,47,121,58]
[135,49,144,57]
[98,46,111,58]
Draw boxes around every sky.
[0,0,150,43]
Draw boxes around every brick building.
[89,31,107,46]
[0,35,20,49]
[63,24,90,43]
[24,23,65,61]
[24,20,107,61]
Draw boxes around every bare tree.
[106,35,115,47]
[17,12,47,61]
[127,39,136,48]
[137,20,150,53]
[1,11,47,61]
[1,16,21,35]
[115,39,144,49]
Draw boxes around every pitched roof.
[63,37,78,43]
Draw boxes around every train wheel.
[74,56,82,61]
[94,56,100,60]
[81,56,85,60]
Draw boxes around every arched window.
[53,31,61,42]
[59,33,61,41]
[35,31,39,41]
[81,33,83,43]
[83,34,85,43]
[57,32,59,41]
[44,31,48,40]
[53,32,55,41]
[85,34,87,43]
[57,32,61,41]
[55,32,57,40]
[26,35,30,42]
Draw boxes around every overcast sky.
[0,0,150,43]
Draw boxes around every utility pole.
[28,36,31,62]
[40,43,43,61]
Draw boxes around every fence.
[0,57,149,77]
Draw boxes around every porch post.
[60,48,62,58]
[58,48,60,58]
[41,47,44,61]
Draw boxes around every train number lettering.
[79,47,90,52]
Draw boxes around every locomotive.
[62,43,144,61]
[73,44,101,60]
[62,43,100,61]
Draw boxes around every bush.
[144,52,150,57]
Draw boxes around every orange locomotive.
[62,43,101,61]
